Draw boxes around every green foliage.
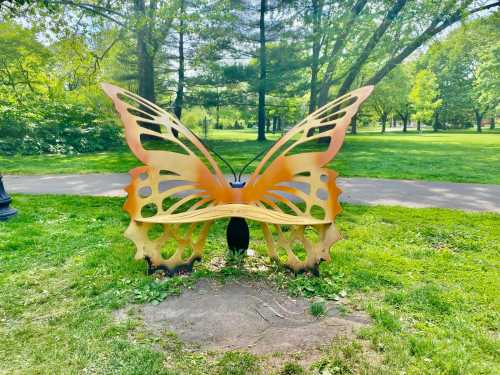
[133,277,191,305]
[0,22,123,155]
[311,339,371,374]
[422,13,500,128]
[473,42,500,115]
[309,299,327,317]
[0,100,123,155]
[279,362,304,375]
[215,352,260,375]
[365,64,414,129]
[409,69,442,125]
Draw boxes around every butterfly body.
[227,217,249,255]
[102,83,373,275]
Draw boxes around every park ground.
[1,128,499,374]
[0,195,499,374]
[2,129,500,184]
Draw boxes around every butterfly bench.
[102,83,373,275]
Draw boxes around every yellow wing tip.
[351,85,374,100]
[100,82,121,97]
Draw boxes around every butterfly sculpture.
[102,83,373,275]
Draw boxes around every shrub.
[0,100,124,155]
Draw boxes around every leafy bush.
[0,100,124,155]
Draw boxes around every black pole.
[0,175,17,221]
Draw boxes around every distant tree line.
[364,13,499,133]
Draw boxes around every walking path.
[4,174,500,213]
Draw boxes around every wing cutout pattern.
[241,86,374,223]
[101,83,232,219]
[239,86,373,272]
[102,83,373,275]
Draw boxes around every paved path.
[4,173,500,213]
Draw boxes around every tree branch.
[366,1,500,86]
[317,0,368,106]
[337,0,408,96]
[45,0,127,27]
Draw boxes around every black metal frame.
[0,175,17,221]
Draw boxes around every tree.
[3,0,178,104]
[2,0,499,142]
[173,0,185,120]
[257,0,267,141]
[307,0,324,113]
[365,65,412,133]
[313,1,500,106]
[409,70,442,132]
[0,22,50,103]
[472,30,500,132]
[423,12,500,131]
[391,65,414,132]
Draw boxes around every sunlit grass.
[1,195,499,373]
[1,129,499,184]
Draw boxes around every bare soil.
[115,278,370,355]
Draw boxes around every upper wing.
[101,83,232,219]
[241,86,374,221]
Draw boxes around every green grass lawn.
[2,129,500,184]
[1,195,499,374]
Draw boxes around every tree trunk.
[272,116,277,133]
[381,113,387,133]
[173,0,185,121]
[257,0,267,141]
[400,114,408,132]
[351,114,357,134]
[171,0,185,138]
[475,110,483,133]
[216,102,220,129]
[203,117,208,139]
[308,0,322,113]
[417,120,421,133]
[433,112,439,132]
[215,88,221,129]
[134,0,160,134]
[134,0,155,103]
[490,116,495,130]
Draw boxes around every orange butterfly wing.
[101,83,235,219]
[102,83,372,224]
[240,86,374,222]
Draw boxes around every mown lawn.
[1,195,498,374]
[2,129,500,184]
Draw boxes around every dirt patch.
[115,278,370,355]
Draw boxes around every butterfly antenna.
[237,142,276,182]
[194,135,238,182]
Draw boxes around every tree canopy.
[0,0,498,149]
